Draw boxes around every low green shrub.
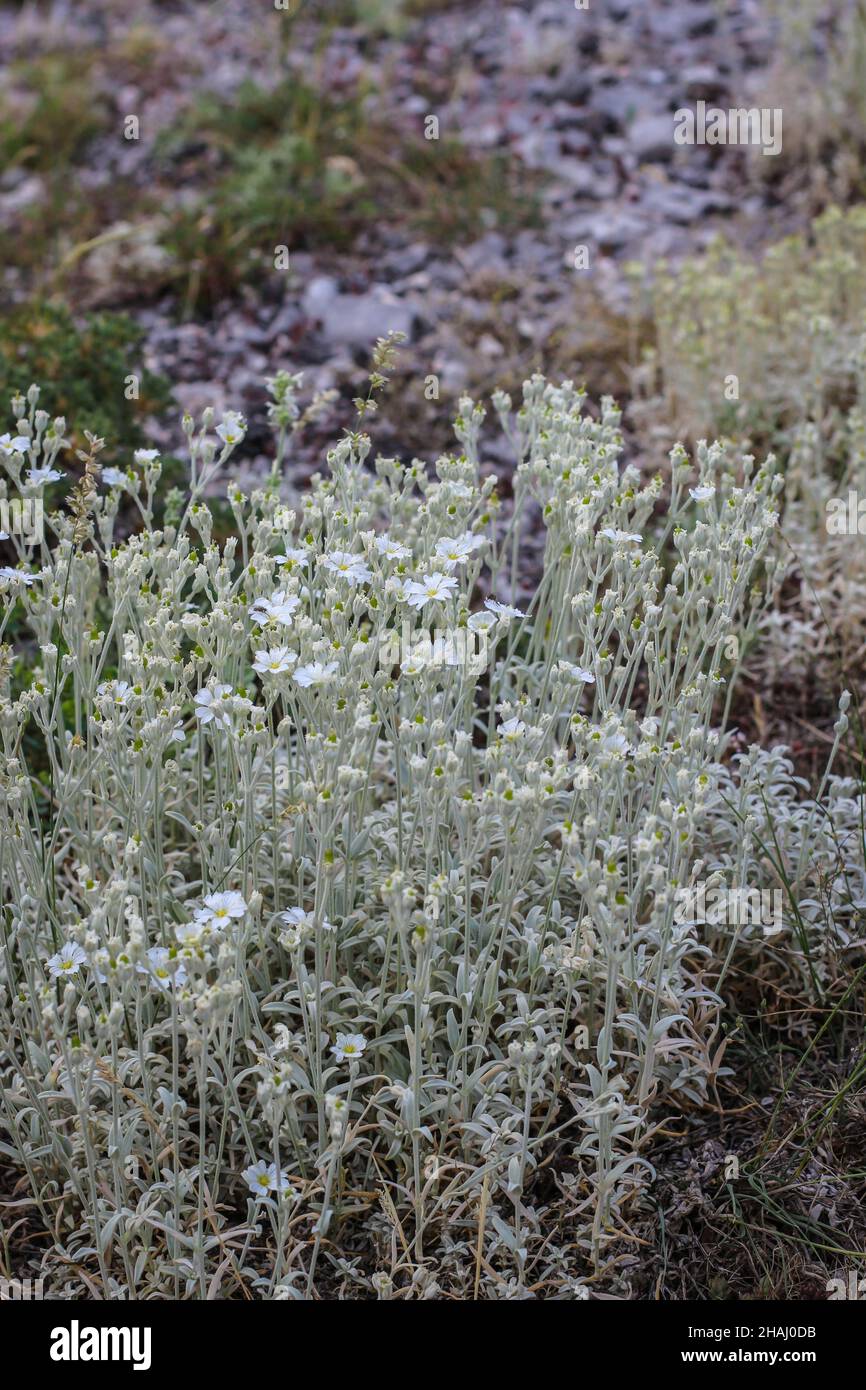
[0,304,173,456]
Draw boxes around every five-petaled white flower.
[689,486,716,502]
[253,646,297,675]
[406,572,458,610]
[323,551,372,585]
[250,590,300,626]
[102,468,127,487]
[484,598,524,621]
[47,942,87,978]
[375,534,411,560]
[216,411,246,446]
[0,433,30,456]
[201,891,248,924]
[499,717,526,740]
[0,567,35,586]
[96,679,132,706]
[138,947,187,991]
[133,448,160,465]
[194,684,234,727]
[293,661,338,688]
[467,609,498,633]
[275,547,312,566]
[601,731,630,755]
[434,532,484,567]
[25,466,64,486]
[331,1032,367,1061]
[601,528,642,545]
[242,1160,295,1199]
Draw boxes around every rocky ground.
[0,0,797,479]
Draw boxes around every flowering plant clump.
[0,374,857,1299]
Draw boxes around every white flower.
[293,661,338,688]
[25,466,64,486]
[253,646,297,675]
[331,1032,367,1061]
[406,572,458,610]
[325,1092,348,1124]
[133,448,160,465]
[467,609,498,633]
[558,661,595,684]
[600,527,642,545]
[175,910,219,945]
[194,683,234,727]
[275,547,312,566]
[388,576,414,604]
[242,1160,294,1199]
[689,485,716,502]
[278,921,308,950]
[201,890,248,924]
[434,532,484,567]
[216,411,246,446]
[375,534,411,560]
[280,907,308,927]
[250,590,300,626]
[324,551,372,585]
[601,731,630,755]
[484,598,524,621]
[170,721,185,743]
[46,942,87,978]
[499,717,526,740]
[96,679,132,706]
[0,433,30,456]
[138,947,187,990]
[279,907,335,932]
[102,468,127,487]
[401,652,429,676]
[0,567,35,586]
